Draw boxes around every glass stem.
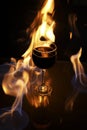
[42,69,45,85]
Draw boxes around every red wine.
[32,44,57,69]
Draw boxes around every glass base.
[38,84,52,96]
[0,107,29,130]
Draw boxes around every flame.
[70,48,87,87]
[23,0,55,58]
[1,0,56,117]
[65,48,87,111]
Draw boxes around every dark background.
[0,0,87,63]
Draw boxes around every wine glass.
[31,43,57,128]
[32,43,57,96]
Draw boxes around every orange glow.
[69,32,72,40]
[68,13,80,38]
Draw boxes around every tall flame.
[0,0,56,118]
[23,0,55,58]
[65,48,87,111]
[70,48,87,87]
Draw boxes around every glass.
[30,43,57,128]
[32,43,57,96]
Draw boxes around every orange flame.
[1,0,56,113]
[70,48,87,87]
[23,0,55,58]
[65,48,87,111]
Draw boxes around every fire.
[65,11,87,112]
[23,0,55,58]
[1,0,56,118]
[65,48,87,111]
[70,48,87,87]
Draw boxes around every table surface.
[0,61,87,130]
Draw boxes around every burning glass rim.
[32,43,57,54]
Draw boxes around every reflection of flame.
[0,0,55,118]
[65,48,87,111]
[65,90,79,111]
[69,31,72,40]
[68,13,80,39]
